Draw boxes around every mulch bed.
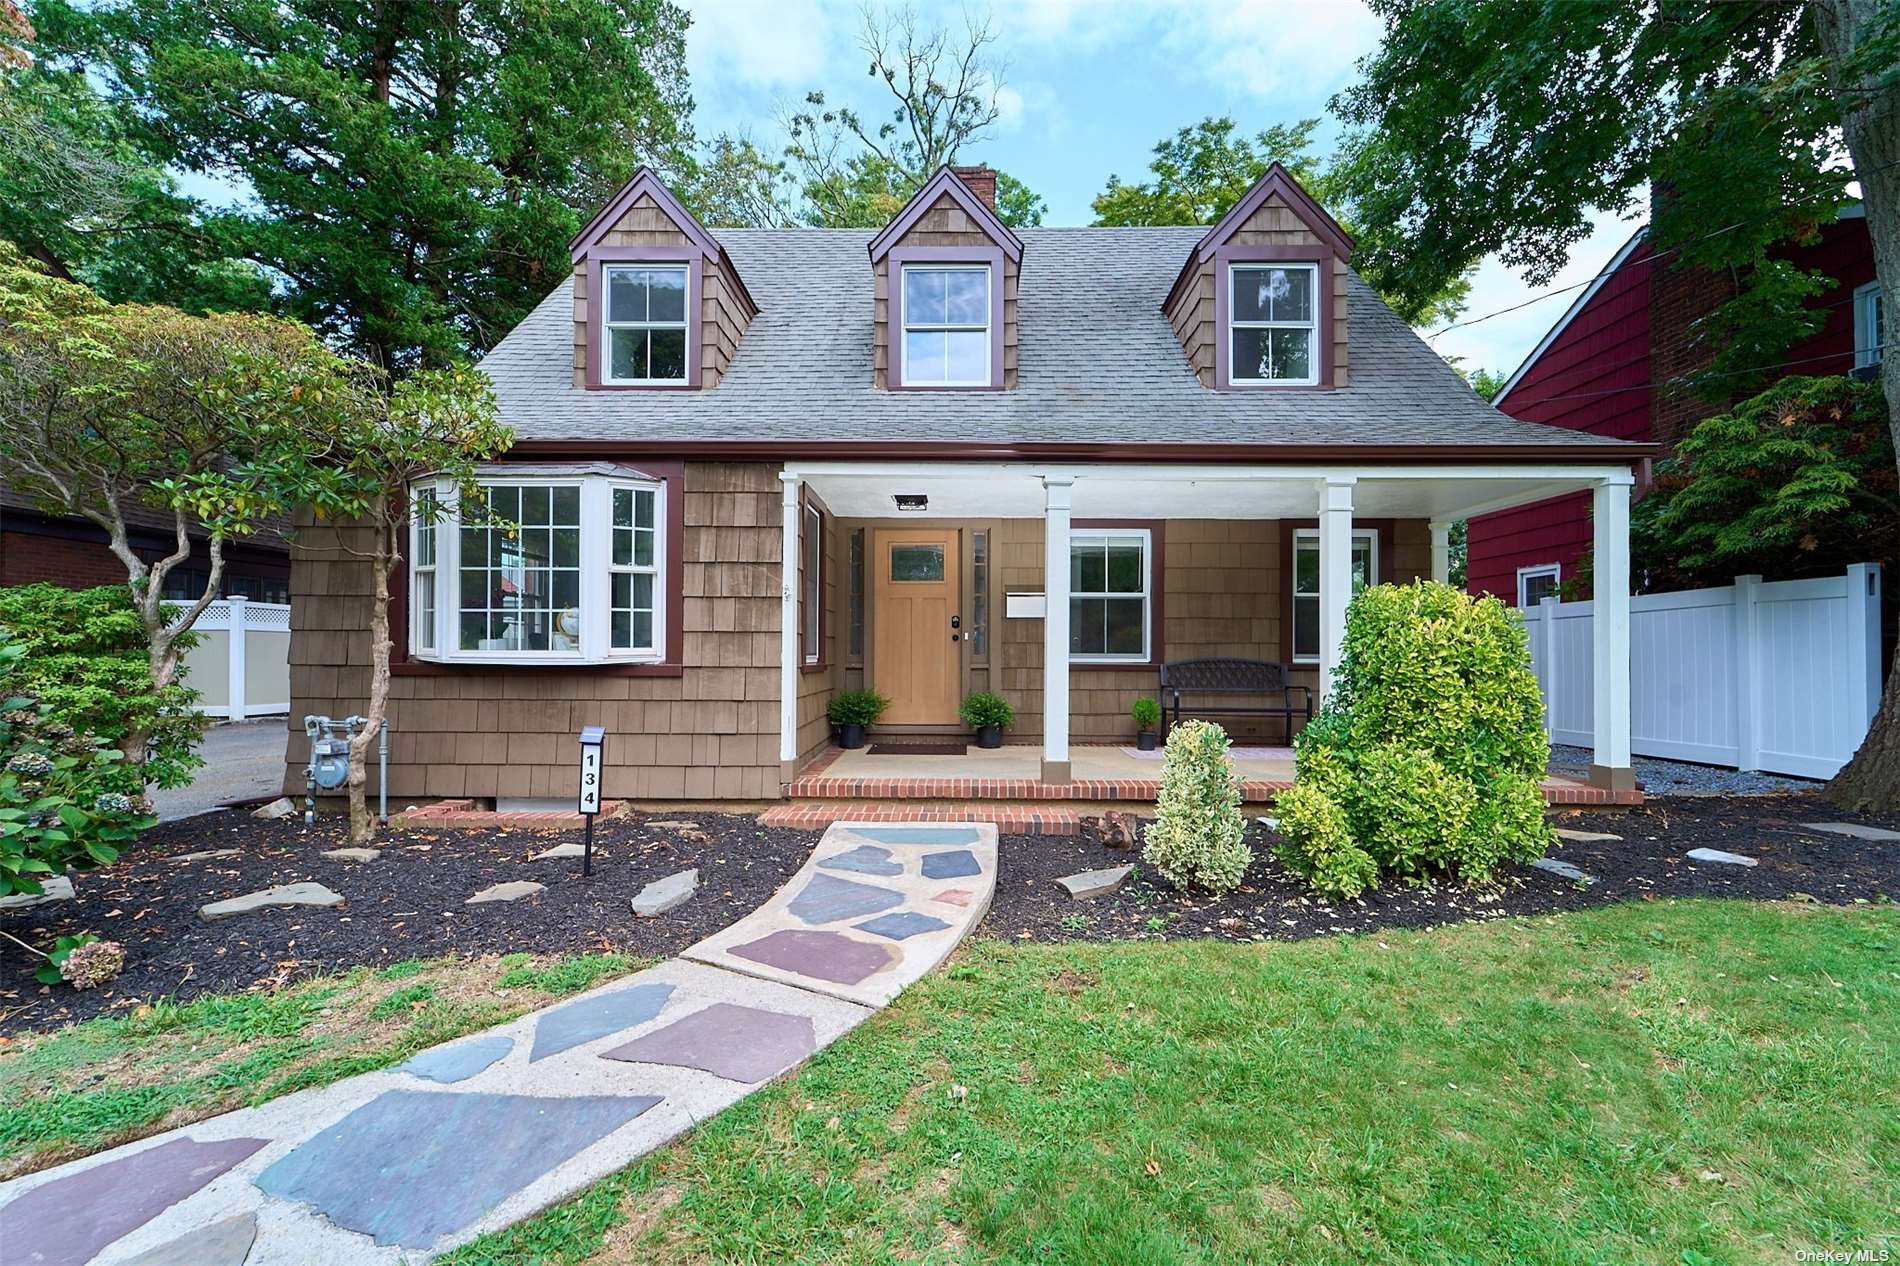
[3,793,1895,1036]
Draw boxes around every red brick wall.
[0,531,127,588]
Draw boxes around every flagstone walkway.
[0,821,997,1266]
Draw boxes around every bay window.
[1230,263,1318,385]
[409,471,667,665]
[1291,528,1376,662]
[1070,530,1150,662]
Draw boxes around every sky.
[681,0,1642,380]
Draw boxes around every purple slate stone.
[0,1135,267,1266]
[529,982,675,1061]
[601,1002,817,1083]
[855,910,952,941]
[787,872,905,925]
[921,849,981,880]
[253,1089,659,1250]
[729,929,894,985]
[399,1034,512,1083]
[816,844,904,877]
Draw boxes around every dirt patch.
[0,811,811,1034]
[592,1183,686,1265]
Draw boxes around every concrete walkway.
[0,821,997,1266]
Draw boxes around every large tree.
[1333,0,1900,806]
[31,0,694,368]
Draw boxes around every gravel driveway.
[151,719,290,821]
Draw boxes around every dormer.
[869,166,1023,391]
[1162,164,1353,390]
[569,169,758,390]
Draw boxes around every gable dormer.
[1163,164,1353,390]
[569,169,758,390]
[869,166,1023,391]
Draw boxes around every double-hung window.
[1230,263,1318,385]
[900,264,990,386]
[1855,280,1885,371]
[410,472,666,665]
[603,264,689,385]
[1291,528,1376,662]
[1070,530,1150,662]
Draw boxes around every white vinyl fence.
[1522,564,1882,780]
[178,597,291,720]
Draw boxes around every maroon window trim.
[1068,518,1167,673]
[1214,245,1335,392]
[392,460,688,677]
[585,248,702,392]
[800,489,829,674]
[1277,517,1394,666]
[884,245,1007,391]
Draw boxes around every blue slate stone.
[851,825,983,846]
[530,983,675,1062]
[787,871,904,925]
[921,849,981,880]
[255,1089,659,1250]
[399,1035,513,1084]
[855,910,952,940]
[817,844,904,877]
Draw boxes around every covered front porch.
[777,460,1637,800]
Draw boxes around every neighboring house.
[287,163,1652,807]
[1468,209,1883,606]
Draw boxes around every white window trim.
[409,488,438,654]
[410,474,667,666]
[802,503,822,665]
[1068,528,1151,664]
[1854,280,1884,370]
[898,262,992,388]
[1517,563,1562,609]
[609,484,663,657]
[1228,261,1320,388]
[1291,527,1377,664]
[601,263,691,386]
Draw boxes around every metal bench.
[1158,657,1312,743]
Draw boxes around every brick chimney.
[950,165,997,209]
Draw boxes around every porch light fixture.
[893,494,928,512]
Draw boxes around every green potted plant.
[960,691,1014,749]
[827,689,888,749]
[1131,696,1162,750]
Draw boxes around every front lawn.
[443,899,1898,1266]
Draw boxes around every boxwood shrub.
[1275,580,1553,898]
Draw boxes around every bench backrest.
[1159,658,1290,694]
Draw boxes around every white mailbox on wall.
[1004,591,1047,619]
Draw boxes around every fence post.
[1845,563,1883,731]
[1733,575,1761,773]
[1538,593,1559,739]
[226,595,247,723]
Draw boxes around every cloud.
[993,84,1025,132]
[681,0,838,94]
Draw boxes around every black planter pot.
[975,725,1003,749]
[837,723,867,749]
[1136,729,1159,751]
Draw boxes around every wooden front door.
[873,528,961,724]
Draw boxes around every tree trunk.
[346,512,395,843]
[1815,0,1900,808]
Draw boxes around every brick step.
[784,775,1287,804]
[760,802,1083,836]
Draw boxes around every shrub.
[0,584,204,789]
[827,690,889,727]
[0,634,154,898]
[1275,580,1554,898]
[1131,697,1161,731]
[1143,719,1249,893]
[959,692,1014,731]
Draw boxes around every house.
[286,163,1652,823]
[1467,209,1884,607]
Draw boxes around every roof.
[482,225,1647,456]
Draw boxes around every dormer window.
[604,264,689,385]
[1229,263,1318,386]
[900,263,992,387]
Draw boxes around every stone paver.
[198,883,343,922]
[1801,821,1900,841]
[166,848,241,863]
[0,819,989,1264]
[1056,865,1133,899]
[931,888,976,907]
[921,849,982,880]
[0,874,74,910]
[817,844,904,876]
[466,880,545,904]
[630,868,698,917]
[1530,857,1594,885]
[532,842,586,860]
[1554,828,1622,843]
[787,871,905,924]
[251,798,296,820]
[1686,847,1758,867]
[320,847,381,862]
[856,911,952,940]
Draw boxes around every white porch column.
[1429,521,1452,585]
[1317,476,1356,701]
[778,472,803,772]
[1590,476,1634,790]
[1042,475,1074,782]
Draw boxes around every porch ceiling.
[790,462,1617,522]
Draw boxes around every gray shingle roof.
[482,226,1639,452]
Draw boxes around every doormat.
[867,742,969,756]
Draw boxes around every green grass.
[0,951,644,1177]
[436,900,1899,1266]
